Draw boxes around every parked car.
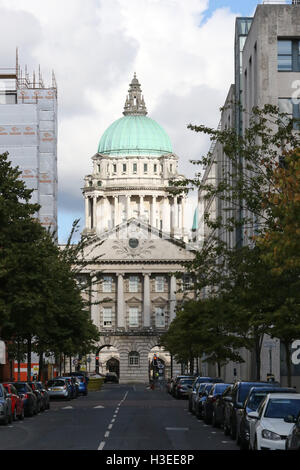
[171,375,195,397]
[68,374,88,396]
[34,382,51,410]
[222,381,280,439]
[104,372,119,384]
[194,383,211,417]
[13,382,38,417]
[188,377,223,413]
[237,386,297,449]
[3,383,24,421]
[0,383,12,425]
[195,383,215,419]
[69,371,89,385]
[285,412,300,450]
[57,377,78,399]
[212,384,233,428]
[248,393,300,450]
[28,381,44,412]
[173,377,195,399]
[203,383,232,425]
[47,378,72,400]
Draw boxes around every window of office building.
[144,163,148,173]
[122,163,127,173]
[155,276,165,293]
[113,163,117,173]
[129,307,139,327]
[103,308,112,327]
[129,275,139,293]
[102,275,113,292]
[155,307,165,328]
[154,163,157,173]
[278,98,300,129]
[128,351,140,366]
[133,162,137,173]
[278,39,300,72]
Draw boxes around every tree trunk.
[17,338,21,381]
[38,352,43,381]
[217,362,221,377]
[27,336,32,382]
[284,341,292,388]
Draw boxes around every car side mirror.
[248,411,259,419]
[284,415,296,423]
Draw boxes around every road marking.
[108,423,113,430]
[104,431,110,438]
[94,405,105,409]
[165,427,189,431]
[61,406,73,409]
[98,441,105,450]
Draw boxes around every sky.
[0,0,262,243]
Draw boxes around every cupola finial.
[123,74,148,116]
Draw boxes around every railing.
[262,1,300,4]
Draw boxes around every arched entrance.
[106,357,120,377]
[95,345,120,376]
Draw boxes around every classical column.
[90,274,98,327]
[114,195,119,227]
[126,195,131,220]
[117,273,125,328]
[181,196,185,235]
[169,275,177,323]
[178,198,182,232]
[151,196,157,228]
[85,196,89,229]
[139,195,144,220]
[93,195,97,230]
[173,196,178,230]
[143,273,151,327]
[163,197,170,233]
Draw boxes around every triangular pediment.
[81,218,195,263]
[152,296,167,304]
[126,296,141,303]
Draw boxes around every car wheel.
[18,407,25,421]
[253,436,258,450]
[236,430,240,446]
[212,410,218,428]
[47,401,50,410]
[239,437,249,450]
[230,419,236,440]
[13,407,17,421]
[223,422,230,436]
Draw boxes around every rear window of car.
[14,383,27,392]
[48,380,65,387]
[238,383,269,405]
[179,378,194,384]
[214,384,230,394]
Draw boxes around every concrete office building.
[197,2,300,387]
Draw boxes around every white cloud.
[0,0,238,242]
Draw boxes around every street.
[0,383,238,451]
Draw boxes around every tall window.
[144,163,148,173]
[103,275,112,293]
[103,308,112,327]
[113,163,117,173]
[154,163,157,174]
[129,307,139,327]
[128,351,139,366]
[278,98,300,130]
[133,162,137,173]
[122,163,127,173]
[155,276,165,293]
[278,39,300,72]
[155,307,165,328]
[129,275,139,293]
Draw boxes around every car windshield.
[48,380,65,387]
[238,384,266,404]
[180,379,194,384]
[264,399,300,419]
[248,392,269,410]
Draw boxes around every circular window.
[129,238,139,249]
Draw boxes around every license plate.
[53,388,61,391]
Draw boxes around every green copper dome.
[98,74,173,157]
[98,115,173,157]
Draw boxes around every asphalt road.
[0,383,238,451]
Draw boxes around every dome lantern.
[123,73,147,117]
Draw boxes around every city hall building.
[79,75,195,383]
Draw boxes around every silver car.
[47,378,71,400]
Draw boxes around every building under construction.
[0,51,58,234]
[0,52,58,381]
